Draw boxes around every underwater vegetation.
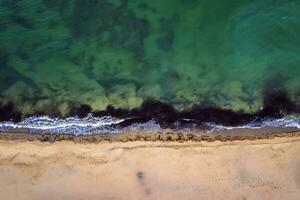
[0,0,300,119]
[0,89,299,131]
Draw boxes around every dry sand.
[1,134,300,200]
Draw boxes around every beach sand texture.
[1,135,300,200]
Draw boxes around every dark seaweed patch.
[69,104,92,118]
[0,102,21,122]
[93,90,299,128]
[260,90,296,118]
[25,101,62,119]
[261,72,297,117]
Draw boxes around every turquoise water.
[0,0,300,117]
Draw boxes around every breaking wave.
[206,116,300,132]
[0,114,299,135]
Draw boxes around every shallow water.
[0,0,300,130]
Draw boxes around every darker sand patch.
[0,128,299,144]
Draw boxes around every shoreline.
[0,128,299,143]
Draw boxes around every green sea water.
[0,0,299,116]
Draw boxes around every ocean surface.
[0,0,300,134]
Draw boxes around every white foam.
[0,115,299,135]
[0,114,126,135]
[205,116,300,131]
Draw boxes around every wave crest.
[0,115,299,135]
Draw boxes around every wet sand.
[1,133,300,200]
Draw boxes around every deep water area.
[0,0,300,125]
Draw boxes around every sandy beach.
[1,133,300,200]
